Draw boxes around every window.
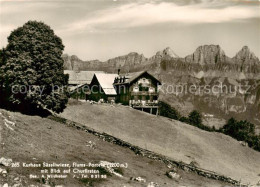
[141,87,149,91]
[133,86,139,92]
[149,87,155,93]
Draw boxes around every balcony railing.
[131,91,158,96]
[129,100,159,107]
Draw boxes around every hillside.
[0,108,230,187]
[60,101,260,185]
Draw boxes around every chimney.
[117,69,121,75]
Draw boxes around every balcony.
[129,100,159,108]
[131,91,158,96]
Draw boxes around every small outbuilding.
[64,70,104,99]
[88,73,118,102]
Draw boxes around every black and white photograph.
[0,0,260,186]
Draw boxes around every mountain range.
[63,45,260,79]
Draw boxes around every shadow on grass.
[0,101,51,117]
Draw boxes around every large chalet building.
[89,71,161,113]
[66,70,161,113]
[113,71,161,105]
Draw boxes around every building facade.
[113,71,161,113]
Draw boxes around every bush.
[247,135,260,151]
[179,116,189,123]
[188,110,202,127]
[221,118,260,151]
[158,101,180,120]
[221,118,255,140]
[159,103,213,131]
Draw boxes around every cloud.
[63,1,259,33]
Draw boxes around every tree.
[188,110,202,126]
[222,118,255,141]
[0,21,69,113]
[221,118,260,152]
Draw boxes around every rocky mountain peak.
[185,45,226,65]
[233,46,259,63]
[105,52,148,71]
[155,47,179,58]
[127,52,142,56]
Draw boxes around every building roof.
[68,84,86,92]
[94,73,118,95]
[64,70,104,85]
[124,71,146,83]
[115,71,161,85]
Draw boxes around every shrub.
[221,118,260,151]
[221,118,255,140]
[188,110,202,127]
[159,103,213,131]
[158,101,180,120]
[179,116,189,123]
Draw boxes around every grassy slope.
[0,109,228,187]
[60,101,260,185]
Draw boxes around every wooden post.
[156,108,158,116]
[142,107,143,111]
[150,108,152,114]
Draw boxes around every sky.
[0,0,259,61]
